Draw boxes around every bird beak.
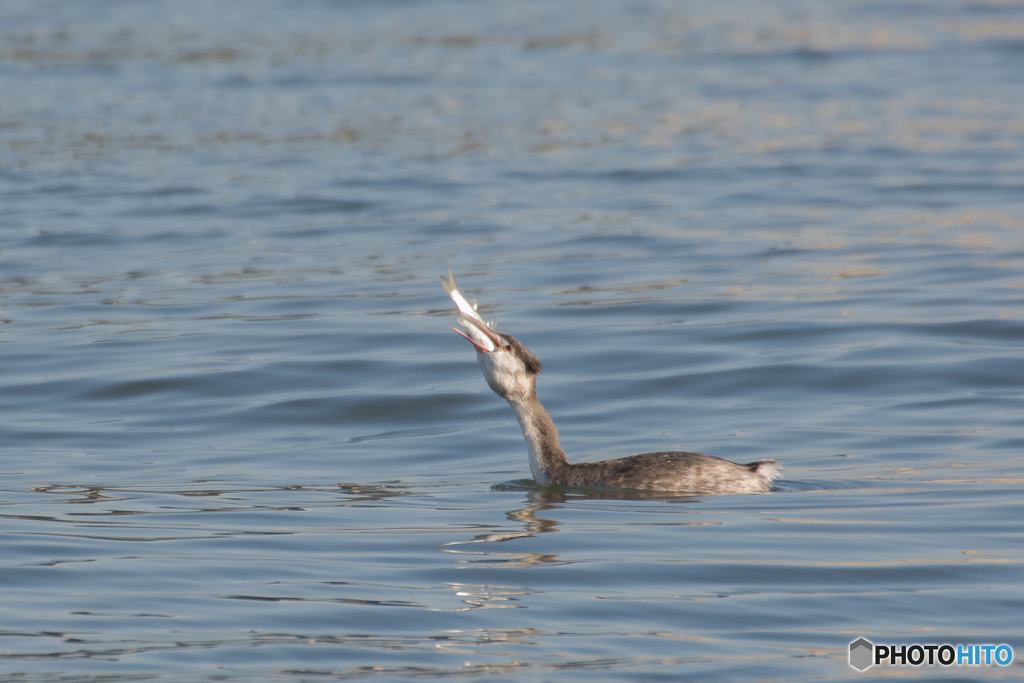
[451,315,506,354]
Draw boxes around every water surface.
[2,1,1023,680]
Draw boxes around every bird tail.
[747,460,781,481]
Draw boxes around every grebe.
[442,270,780,494]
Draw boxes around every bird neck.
[508,389,568,485]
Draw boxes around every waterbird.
[442,270,780,494]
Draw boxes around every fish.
[440,268,500,352]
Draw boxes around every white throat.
[510,401,552,485]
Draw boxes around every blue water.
[2,1,1023,680]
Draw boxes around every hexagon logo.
[849,638,874,671]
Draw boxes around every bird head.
[452,315,542,402]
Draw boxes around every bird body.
[443,270,779,494]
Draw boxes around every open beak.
[451,315,507,354]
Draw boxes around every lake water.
[2,1,1023,680]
